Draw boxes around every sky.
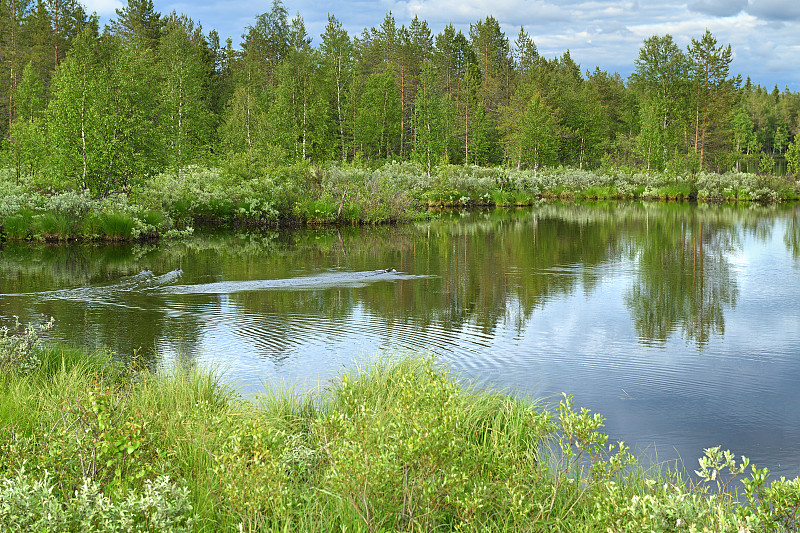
[82,0,800,91]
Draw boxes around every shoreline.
[2,163,798,243]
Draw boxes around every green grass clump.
[1,209,34,239]
[31,212,72,240]
[98,212,136,240]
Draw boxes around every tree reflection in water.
[624,207,740,347]
[0,202,795,363]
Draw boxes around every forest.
[1,0,800,216]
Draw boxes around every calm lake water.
[2,201,800,478]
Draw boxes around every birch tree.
[158,20,212,175]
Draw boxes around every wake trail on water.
[157,270,429,295]
[1,269,184,308]
[2,269,430,306]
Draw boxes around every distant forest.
[1,0,799,196]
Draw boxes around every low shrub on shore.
[2,319,800,532]
[2,163,798,242]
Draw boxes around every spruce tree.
[107,0,162,48]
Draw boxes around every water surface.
[2,202,799,477]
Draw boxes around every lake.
[2,201,799,478]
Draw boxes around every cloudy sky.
[83,0,800,90]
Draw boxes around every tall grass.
[2,339,800,531]
[98,212,136,240]
[1,209,34,239]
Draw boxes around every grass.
[98,212,136,241]
[1,209,34,239]
[2,340,800,531]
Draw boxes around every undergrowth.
[2,163,798,242]
[1,321,799,531]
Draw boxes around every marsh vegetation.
[2,337,800,532]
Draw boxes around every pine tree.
[107,0,162,48]
[688,30,735,170]
[513,26,538,80]
[469,16,511,113]
[469,16,510,163]
[432,24,468,162]
[0,0,32,135]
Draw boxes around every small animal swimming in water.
[384,267,396,273]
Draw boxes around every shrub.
[0,469,195,532]
[0,317,53,374]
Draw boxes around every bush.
[0,317,53,374]
[0,469,195,532]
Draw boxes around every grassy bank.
[2,162,798,242]
[2,322,800,531]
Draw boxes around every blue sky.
[83,0,800,90]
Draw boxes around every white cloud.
[392,0,568,25]
[81,0,123,16]
[689,0,748,17]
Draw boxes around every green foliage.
[1,162,796,244]
[758,152,775,175]
[46,28,161,197]
[68,380,155,485]
[31,212,72,239]
[157,20,213,176]
[2,209,34,239]
[2,3,799,193]
[787,138,800,177]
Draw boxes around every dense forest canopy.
[1,0,799,196]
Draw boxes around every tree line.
[1,0,799,197]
